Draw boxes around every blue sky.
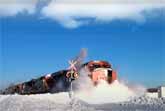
[0,0,165,88]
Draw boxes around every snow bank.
[0,94,94,111]
[0,93,165,111]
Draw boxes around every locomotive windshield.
[86,61,111,71]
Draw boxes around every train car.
[1,70,71,94]
[0,60,117,95]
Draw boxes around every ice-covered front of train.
[82,61,117,85]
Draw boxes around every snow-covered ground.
[0,93,165,111]
[1,80,164,111]
[0,93,94,111]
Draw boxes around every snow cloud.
[42,0,165,28]
[0,0,38,16]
